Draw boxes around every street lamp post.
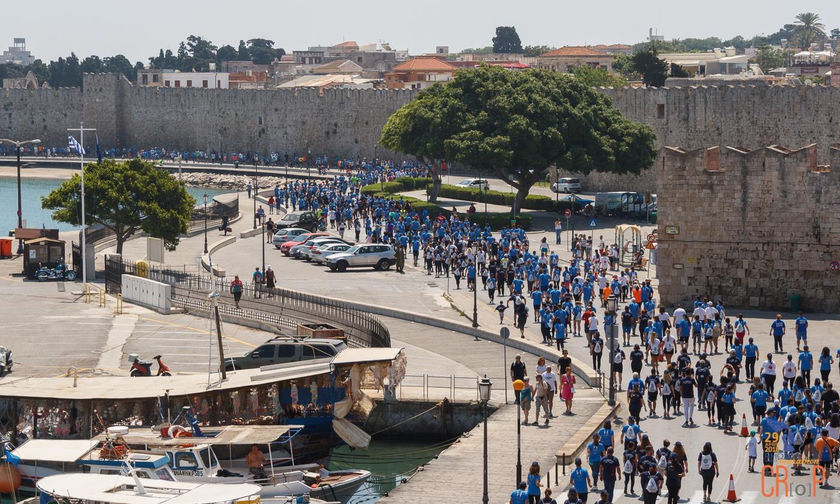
[203,193,208,254]
[478,376,492,504]
[606,294,618,406]
[259,214,266,274]
[0,138,41,253]
[483,184,488,227]
[472,271,478,329]
[512,378,525,486]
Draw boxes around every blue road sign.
[589,219,597,228]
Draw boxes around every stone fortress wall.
[3,74,840,191]
[656,144,840,312]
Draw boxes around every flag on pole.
[68,135,85,156]
[4,447,20,468]
[95,134,102,163]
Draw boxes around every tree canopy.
[492,26,523,53]
[632,47,669,87]
[42,159,195,254]
[793,12,826,48]
[381,65,657,214]
[572,65,628,88]
[751,45,785,73]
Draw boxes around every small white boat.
[35,472,261,504]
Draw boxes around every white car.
[456,178,490,191]
[300,238,345,260]
[272,228,308,248]
[312,243,353,264]
[326,244,396,272]
[552,177,582,193]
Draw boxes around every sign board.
[664,226,680,236]
[500,327,510,339]
[645,241,656,250]
[147,237,165,263]
[564,209,571,217]
[589,219,597,228]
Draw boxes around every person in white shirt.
[704,302,718,323]
[662,333,678,364]
[781,354,797,388]
[760,354,777,395]
[542,366,558,417]
[692,305,706,322]
[673,305,687,325]
[589,314,600,338]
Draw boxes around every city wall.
[656,144,840,312]
[5,74,840,192]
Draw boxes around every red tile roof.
[392,56,458,72]
[541,46,609,57]
[333,41,358,48]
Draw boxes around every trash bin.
[790,294,802,313]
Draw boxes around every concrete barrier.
[201,236,237,277]
[121,274,171,313]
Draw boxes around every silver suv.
[326,244,396,272]
[225,337,347,371]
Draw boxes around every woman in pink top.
[560,366,576,414]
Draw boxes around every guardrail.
[170,274,391,349]
[395,374,506,402]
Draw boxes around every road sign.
[647,233,656,242]
[646,241,656,250]
[589,219,597,228]
[564,209,571,217]
[500,327,510,339]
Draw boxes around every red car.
[279,232,329,256]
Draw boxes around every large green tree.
[572,65,628,88]
[492,26,523,53]
[42,159,195,254]
[383,65,657,214]
[632,47,668,87]
[751,45,785,73]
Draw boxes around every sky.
[2,0,837,63]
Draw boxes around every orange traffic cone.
[724,474,740,502]
[740,413,749,437]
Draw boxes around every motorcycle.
[0,347,12,376]
[129,354,171,377]
[35,262,76,281]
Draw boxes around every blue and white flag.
[4,447,20,468]
[68,135,85,155]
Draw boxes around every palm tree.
[793,12,826,49]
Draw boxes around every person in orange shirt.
[632,284,642,303]
[814,429,839,486]
[602,285,613,307]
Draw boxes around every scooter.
[0,347,12,376]
[35,262,76,281]
[129,354,171,377]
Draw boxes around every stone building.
[534,46,613,73]
[657,144,840,312]
[384,56,457,89]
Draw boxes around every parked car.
[274,211,320,232]
[312,243,353,264]
[551,177,582,193]
[224,337,347,371]
[272,228,309,249]
[300,238,353,261]
[291,237,343,259]
[326,244,396,272]
[279,232,329,256]
[456,178,490,191]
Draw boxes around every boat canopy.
[37,473,261,504]
[11,439,99,462]
[95,424,305,447]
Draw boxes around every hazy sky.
[3,0,836,63]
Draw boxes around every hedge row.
[372,192,532,231]
[431,184,574,212]
[360,177,432,195]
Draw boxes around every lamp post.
[512,378,525,486]
[472,269,478,329]
[606,294,618,406]
[259,213,266,274]
[483,184,488,227]
[0,138,41,253]
[307,148,311,183]
[478,376,492,504]
[203,193,208,254]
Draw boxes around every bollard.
[555,462,559,484]
[116,294,123,314]
[562,453,566,475]
[84,284,91,304]
[99,290,106,308]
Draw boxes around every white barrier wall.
[121,274,171,312]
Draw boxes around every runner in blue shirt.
[509,481,528,504]
[597,421,615,448]
[818,347,834,383]
[569,458,591,502]
[770,314,786,353]
[794,312,808,351]
[798,346,814,386]
[744,337,759,381]
[751,384,770,423]
[586,435,605,487]
[531,290,543,323]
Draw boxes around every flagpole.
[68,123,96,287]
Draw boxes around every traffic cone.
[740,413,749,437]
[724,474,740,502]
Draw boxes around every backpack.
[795,389,805,402]
[706,389,715,403]
[793,429,804,446]
[700,453,713,471]
[594,340,602,353]
[648,379,658,393]
[624,459,633,474]
[646,475,659,493]
[657,454,668,471]
[614,352,623,364]
[662,382,671,395]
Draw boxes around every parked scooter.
[0,347,13,376]
[35,261,76,281]
[129,354,171,377]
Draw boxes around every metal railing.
[395,374,506,402]
[170,274,391,348]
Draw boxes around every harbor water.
[329,438,452,503]
[0,177,230,234]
